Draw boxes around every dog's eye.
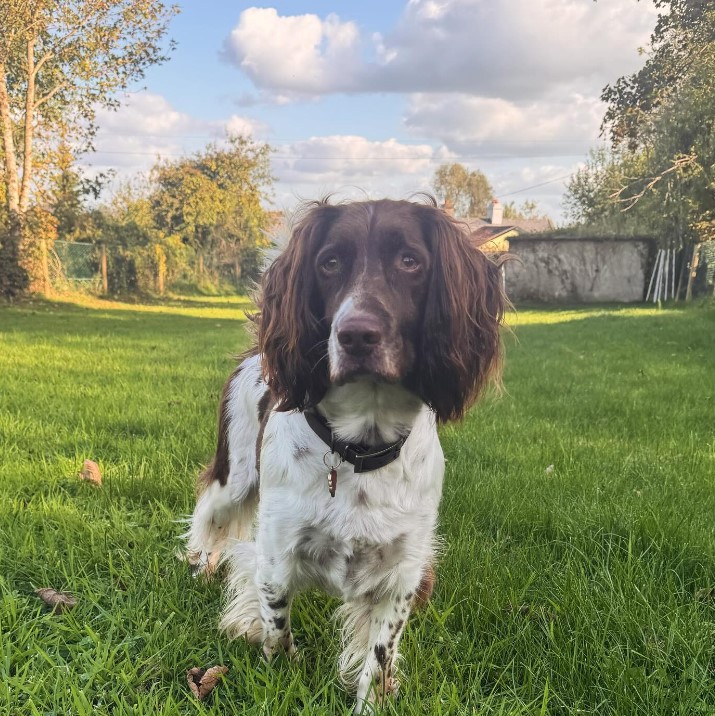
[399,254,420,271]
[320,256,341,274]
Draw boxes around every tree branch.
[610,154,700,211]
[33,81,70,109]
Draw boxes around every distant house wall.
[505,236,654,303]
[481,229,517,254]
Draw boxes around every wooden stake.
[685,244,701,302]
[40,238,50,296]
[100,244,108,294]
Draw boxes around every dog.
[184,197,505,713]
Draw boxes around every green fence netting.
[50,240,100,290]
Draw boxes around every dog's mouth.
[330,353,402,386]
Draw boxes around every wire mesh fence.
[699,241,715,291]
[49,240,102,292]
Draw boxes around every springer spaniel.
[185,198,505,713]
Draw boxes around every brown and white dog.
[185,197,505,713]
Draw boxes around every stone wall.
[504,236,654,303]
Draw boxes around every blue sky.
[85,0,659,222]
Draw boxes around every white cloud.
[81,92,266,178]
[404,92,606,158]
[223,0,656,101]
[223,8,362,98]
[270,135,438,210]
[276,135,434,182]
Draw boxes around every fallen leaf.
[696,586,715,602]
[187,665,228,700]
[79,459,102,486]
[35,588,77,613]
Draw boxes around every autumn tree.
[0,0,178,298]
[150,135,274,286]
[432,162,493,218]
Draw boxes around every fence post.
[685,243,701,302]
[40,239,50,297]
[100,244,108,294]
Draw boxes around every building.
[445,199,553,252]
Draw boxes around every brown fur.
[412,207,506,421]
[255,391,277,476]
[413,562,436,610]
[198,364,242,491]
[257,197,506,422]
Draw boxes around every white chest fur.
[258,398,444,601]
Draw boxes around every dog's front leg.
[256,571,297,661]
[341,592,412,714]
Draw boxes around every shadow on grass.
[1,299,253,342]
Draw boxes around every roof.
[464,216,554,234]
[469,225,517,243]
[508,234,655,244]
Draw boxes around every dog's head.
[258,198,505,422]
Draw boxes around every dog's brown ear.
[415,209,505,422]
[257,205,334,411]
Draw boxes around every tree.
[566,1,715,247]
[503,199,543,221]
[49,140,107,242]
[432,162,493,217]
[0,0,178,297]
[150,135,274,287]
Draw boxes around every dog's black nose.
[337,316,382,356]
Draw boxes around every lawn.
[1,295,714,715]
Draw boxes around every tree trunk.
[18,31,37,213]
[0,215,29,298]
[0,63,20,214]
[0,64,29,296]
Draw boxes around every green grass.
[1,295,714,715]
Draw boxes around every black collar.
[304,409,409,473]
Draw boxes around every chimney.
[442,198,454,216]
[487,199,503,225]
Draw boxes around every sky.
[82,0,660,223]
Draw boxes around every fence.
[49,240,106,293]
[684,241,715,300]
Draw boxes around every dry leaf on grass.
[79,459,102,486]
[187,665,228,700]
[695,586,715,602]
[35,588,78,613]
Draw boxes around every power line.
[88,149,587,160]
[498,174,573,198]
[91,130,599,145]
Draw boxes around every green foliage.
[432,162,493,217]
[502,200,543,221]
[1,298,715,713]
[0,0,178,295]
[93,135,274,296]
[49,141,107,243]
[150,135,274,286]
[568,1,715,246]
